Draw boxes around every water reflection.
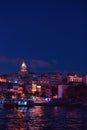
[7,108,28,130]
[65,108,83,130]
[0,106,87,130]
[5,106,45,130]
[18,107,29,113]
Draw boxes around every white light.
[24,101,27,105]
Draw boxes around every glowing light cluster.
[69,75,82,82]
[20,61,27,72]
[0,78,6,83]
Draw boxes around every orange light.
[0,78,6,83]
[53,95,58,99]
[32,88,36,93]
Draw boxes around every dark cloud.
[0,56,50,69]
[29,59,50,68]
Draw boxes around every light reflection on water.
[0,106,87,130]
[65,109,83,130]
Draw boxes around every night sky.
[0,0,87,75]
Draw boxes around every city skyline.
[0,0,87,75]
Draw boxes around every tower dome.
[18,61,29,77]
[20,61,27,72]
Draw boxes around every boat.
[17,99,34,107]
[3,98,34,108]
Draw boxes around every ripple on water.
[0,106,87,130]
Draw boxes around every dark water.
[0,106,87,130]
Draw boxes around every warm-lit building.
[67,73,82,83]
[0,75,7,83]
[32,83,37,94]
[0,77,6,83]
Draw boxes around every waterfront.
[0,106,87,130]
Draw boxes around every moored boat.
[3,98,34,108]
[17,99,34,107]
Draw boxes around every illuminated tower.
[19,61,29,77]
[20,61,27,72]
